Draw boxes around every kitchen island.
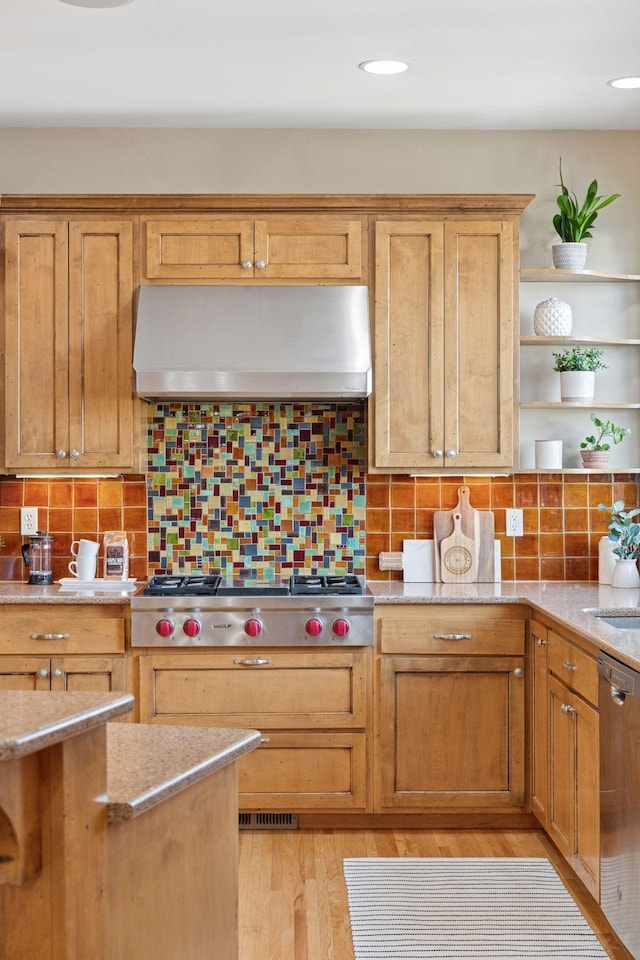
[0,689,260,960]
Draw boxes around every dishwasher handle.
[609,685,627,707]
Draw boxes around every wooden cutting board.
[433,485,495,582]
[440,513,477,583]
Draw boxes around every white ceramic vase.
[611,558,640,589]
[534,298,573,336]
[598,537,617,584]
[559,370,595,402]
[552,242,588,270]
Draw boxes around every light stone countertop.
[0,581,143,604]
[0,690,134,760]
[105,723,262,821]
[368,580,640,672]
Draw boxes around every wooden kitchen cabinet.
[0,654,128,695]
[529,619,549,828]
[371,212,524,472]
[135,649,371,811]
[141,215,366,282]
[546,629,600,899]
[3,218,140,472]
[375,605,526,812]
[0,604,130,705]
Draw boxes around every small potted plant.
[580,413,630,469]
[552,158,620,270]
[598,500,640,588]
[552,346,607,402]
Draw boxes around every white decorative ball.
[533,298,573,336]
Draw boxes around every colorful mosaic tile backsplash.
[146,403,367,578]
[0,402,638,583]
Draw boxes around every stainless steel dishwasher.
[598,650,640,960]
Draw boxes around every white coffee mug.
[68,555,97,580]
[71,539,100,558]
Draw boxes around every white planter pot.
[552,242,588,270]
[559,370,595,402]
[598,537,618,584]
[611,558,640,589]
[534,440,563,470]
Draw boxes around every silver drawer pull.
[561,703,575,715]
[260,737,271,744]
[562,660,576,672]
[233,658,272,666]
[31,633,70,640]
[433,633,472,641]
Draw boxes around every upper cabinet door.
[142,216,366,282]
[371,216,517,473]
[143,218,255,280]
[68,220,134,470]
[3,218,136,472]
[443,219,515,470]
[4,220,70,471]
[373,221,445,470]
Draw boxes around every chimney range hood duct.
[133,285,371,401]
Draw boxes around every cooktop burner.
[143,573,364,597]
[289,575,364,596]
[144,575,222,596]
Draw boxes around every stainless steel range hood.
[133,285,371,401]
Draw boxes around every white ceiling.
[3,0,639,129]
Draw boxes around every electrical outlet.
[20,507,38,536]
[506,508,523,537]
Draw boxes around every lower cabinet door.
[547,674,599,899]
[238,732,367,811]
[376,655,525,811]
[0,656,51,690]
[50,656,129,695]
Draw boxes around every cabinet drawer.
[378,611,524,655]
[0,614,125,655]
[137,650,369,728]
[238,732,367,811]
[548,631,598,706]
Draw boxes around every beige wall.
[0,128,638,270]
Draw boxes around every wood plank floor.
[238,828,633,960]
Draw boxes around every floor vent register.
[239,812,298,830]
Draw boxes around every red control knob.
[305,618,323,637]
[156,618,174,638]
[183,618,201,638]
[244,618,263,638]
[333,618,350,638]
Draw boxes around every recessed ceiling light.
[607,76,640,89]
[58,0,133,7]
[359,60,409,75]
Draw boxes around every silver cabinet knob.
[70,449,80,459]
[52,668,62,678]
[56,449,67,459]
[38,668,49,679]
[446,449,457,458]
[255,259,266,269]
[537,637,547,646]
[259,737,271,744]
[433,449,443,458]
[241,260,253,269]
[561,703,575,715]
[514,667,524,678]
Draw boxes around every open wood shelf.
[521,268,640,282]
[520,336,640,346]
[520,401,640,409]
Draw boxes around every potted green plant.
[551,346,607,402]
[580,413,630,468]
[598,500,640,587]
[552,158,621,270]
